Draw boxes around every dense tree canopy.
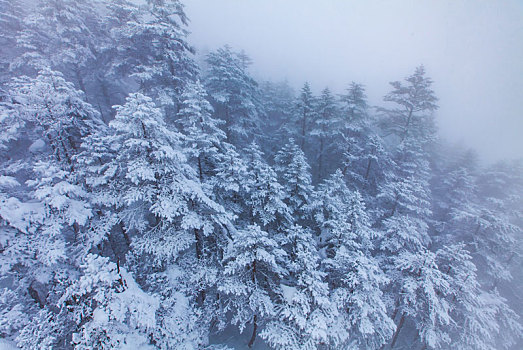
[0,1,521,349]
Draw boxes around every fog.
[185,0,523,163]
[1,1,522,348]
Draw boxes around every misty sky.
[184,0,523,163]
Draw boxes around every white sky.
[184,0,523,162]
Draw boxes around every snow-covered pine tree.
[0,0,24,86]
[0,68,101,347]
[220,224,287,348]
[378,141,433,251]
[308,170,359,257]
[377,142,470,350]
[339,82,370,179]
[378,154,437,350]
[0,171,62,346]
[432,157,480,246]
[293,82,316,153]
[78,92,234,347]
[9,68,103,169]
[204,46,262,145]
[258,80,295,155]
[436,244,522,350]
[309,170,394,348]
[215,142,293,347]
[177,80,226,182]
[377,66,439,252]
[386,248,452,349]
[82,94,175,255]
[209,142,250,217]
[377,66,448,349]
[273,138,313,219]
[3,68,100,267]
[430,153,522,349]
[474,160,522,286]
[340,82,368,126]
[242,142,291,231]
[378,65,438,143]
[0,160,91,314]
[107,0,198,113]
[339,82,390,201]
[177,81,258,335]
[312,87,338,181]
[261,225,332,350]
[49,254,157,349]
[15,0,104,99]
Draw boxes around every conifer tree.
[243,142,291,231]
[308,170,360,256]
[79,92,232,347]
[262,225,332,350]
[310,171,394,348]
[339,83,389,200]
[312,87,338,181]
[177,80,226,181]
[377,67,445,349]
[293,82,316,152]
[9,68,103,169]
[0,0,24,86]
[204,46,261,145]
[209,142,250,216]
[274,138,313,218]
[16,0,105,97]
[220,224,287,348]
[475,161,522,286]
[58,254,159,349]
[107,0,197,112]
[379,65,438,143]
[436,244,522,350]
[259,80,295,154]
[1,68,100,347]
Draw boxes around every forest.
[0,0,522,349]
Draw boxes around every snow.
[280,284,297,304]
[28,138,45,153]
[0,339,17,350]
[0,176,19,188]
[0,2,521,349]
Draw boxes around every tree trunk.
[194,227,206,303]
[318,137,324,182]
[365,158,372,180]
[74,66,88,101]
[225,104,231,141]
[380,300,401,350]
[390,201,398,217]
[248,259,257,347]
[248,314,258,348]
[390,313,406,349]
[401,107,413,142]
[390,306,400,323]
[119,221,131,250]
[107,231,121,269]
[59,137,74,171]
[341,143,352,176]
[301,111,306,151]
[198,155,204,182]
[98,77,112,123]
[28,282,45,308]
[194,228,203,259]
